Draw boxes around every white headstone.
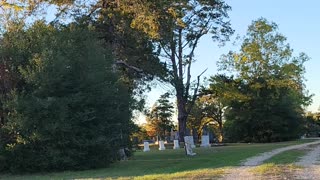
[186,136,196,148]
[143,142,150,152]
[158,140,166,150]
[184,136,196,156]
[200,135,210,147]
[173,140,180,149]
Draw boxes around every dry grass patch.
[132,168,226,180]
[251,163,302,179]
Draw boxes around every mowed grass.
[0,139,315,180]
[264,149,307,164]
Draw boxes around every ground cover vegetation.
[0,140,311,179]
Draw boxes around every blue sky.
[146,0,320,115]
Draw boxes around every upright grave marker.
[143,141,150,152]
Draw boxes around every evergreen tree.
[0,21,135,172]
[145,93,174,140]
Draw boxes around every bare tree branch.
[184,35,201,99]
[159,41,172,58]
[115,61,144,73]
[186,68,207,115]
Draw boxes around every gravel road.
[293,143,320,179]
[221,140,320,180]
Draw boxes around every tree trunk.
[218,121,223,143]
[192,128,199,144]
[177,93,188,142]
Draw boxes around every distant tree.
[188,75,236,143]
[188,94,225,142]
[187,98,205,143]
[145,93,174,140]
[304,112,320,137]
[218,18,312,142]
[131,125,149,144]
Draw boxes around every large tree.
[8,0,234,142]
[0,21,135,172]
[126,0,233,141]
[218,18,312,142]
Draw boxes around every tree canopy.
[4,0,234,142]
[217,18,311,142]
[0,21,136,172]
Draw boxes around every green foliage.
[218,18,311,143]
[5,0,234,141]
[187,93,225,142]
[131,125,149,145]
[145,93,174,139]
[0,21,134,172]
[223,84,306,142]
[304,112,320,137]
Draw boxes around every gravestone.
[186,135,196,148]
[200,135,210,147]
[184,136,196,156]
[158,140,166,150]
[143,142,150,152]
[173,140,180,149]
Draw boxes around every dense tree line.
[190,19,312,143]
[0,21,138,172]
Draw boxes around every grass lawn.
[264,149,307,164]
[0,139,315,180]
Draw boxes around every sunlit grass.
[264,149,307,164]
[130,168,226,180]
[251,163,301,178]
